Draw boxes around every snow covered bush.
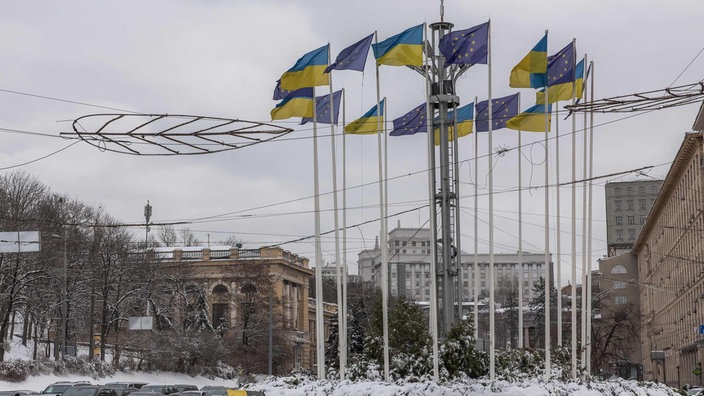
[439,319,488,379]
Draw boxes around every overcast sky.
[1,1,703,284]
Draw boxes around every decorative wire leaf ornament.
[566,81,704,113]
[62,113,293,155]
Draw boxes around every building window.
[615,200,622,211]
[611,265,627,274]
[627,187,633,195]
[627,200,634,210]
[640,216,646,225]
[616,230,623,241]
[639,199,646,210]
[616,216,623,225]
[628,229,635,240]
[614,295,627,304]
[411,241,416,247]
[628,216,635,225]
[639,186,645,194]
[425,271,430,278]
[614,281,626,289]
[615,187,621,196]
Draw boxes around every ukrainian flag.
[506,103,552,132]
[345,100,385,135]
[279,46,330,91]
[536,59,584,104]
[434,103,474,145]
[270,88,314,120]
[373,25,424,67]
[509,34,547,89]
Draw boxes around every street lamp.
[51,232,68,360]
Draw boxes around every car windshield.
[43,385,73,393]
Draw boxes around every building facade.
[358,225,549,305]
[604,179,663,257]
[633,133,704,387]
[151,245,334,374]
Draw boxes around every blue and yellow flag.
[439,22,489,66]
[345,100,385,135]
[547,41,575,87]
[475,93,519,132]
[536,59,584,104]
[279,46,330,91]
[509,34,547,89]
[506,103,552,132]
[391,103,427,136]
[301,90,342,125]
[270,88,314,120]
[373,25,424,67]
[434,103,474,145]
[325,34,373,73]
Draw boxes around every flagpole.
[341,88,349,379]
[425,51,440,380]
[326,46,345,380]
[487,19,496,381]
[586,60,595,376]
[374,32,390,381]
[517,94,524,349]
[568,38,579,380]
[473,96,479,341]
[312,87,326,380]
[580,53,589,378]
[555,93,563,349]
[543,28,551,380]
[452,103,463,320]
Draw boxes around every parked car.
[136,387,176,396]
[177,392,209,396]
[688,388,704,396]
[172,386,197,394]
[42,383,92,396]
[197,388,229,396]
[103,384,147,396]
[120,393,164,396]
[61,386,117,396]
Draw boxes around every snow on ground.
[0,339,680,395]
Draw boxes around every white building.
[357,223,550,304]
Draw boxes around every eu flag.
[439,22,489,66]
[547,42,575,87]
[390,103,427,136]
[301,90,343,125]
[475,93,520,132]
[273,80,291,101]
[325,34,374,73]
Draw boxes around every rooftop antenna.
[440,0,444,22]
[144,200,152,249]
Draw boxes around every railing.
[209,249,232,259]
[239,249,261,258]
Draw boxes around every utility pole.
[144,200,152,249]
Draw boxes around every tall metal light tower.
[410,14,471,339]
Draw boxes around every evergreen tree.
[440,319,488,378]
[528,276,558,348]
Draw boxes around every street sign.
[128,316,153,330]
[699,324,704,335]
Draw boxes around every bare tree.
[159,225,178,247]
[179,228,199,247]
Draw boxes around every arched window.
[611,264,627,274]
[211,284,230,329]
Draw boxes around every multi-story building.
[358,223,550,305]
[633,132,704,386]
[149,245,334,374]
[604,179,663,257]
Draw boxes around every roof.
[694,101,704,131]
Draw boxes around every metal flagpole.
[341,88,348,379]
[570,38,579,380]
[555,96,563,348]
[312,88,326,380]
[586,60,595,375]
[374,31,390,380]
[473,96,480,340]
[580,53,589,378]
[517,94,524,349]
[425,55,440,380]
[326,46,345,379]
[543,29,551,380]
[487,20,496,381]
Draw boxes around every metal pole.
[487,20,495,380]
[268,289,273,375]
[517,94,524,348]
[555,105,562,348]
[62,230,67,359]
[312,88,326,379]
[543,30,551,379]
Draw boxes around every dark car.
[103,384,147,396]
[121,393,164,396]
[61,386,116,396]
[172,386,197,394]
[136,387,176,396]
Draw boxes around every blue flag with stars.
[390,103,427,136]
[547,41,575,87]
[325,34,374,73]
[439,21,489,66]
[475,93,519,132]
[273,80,291,101]
[301,90,342,125]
